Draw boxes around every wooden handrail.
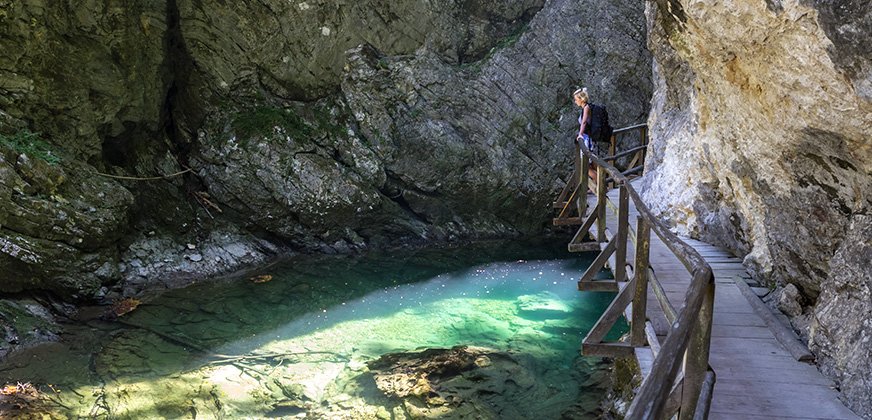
[603,144,648,161]
[613,123,648,134]
[561,125,716,419]
[580,143,708,273]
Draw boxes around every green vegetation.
[461,24,529,72]
[312,104,346,138]
[0,130,61,165]
[494,24,528,51]
[231,106,312,143]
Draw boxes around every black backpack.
[586,103,613,144]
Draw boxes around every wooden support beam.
[578,280,620,292]
[645,321,661,356]
[692,371,715,420]
[734,277,814,362]
[578,152,589,217]
[625,270,713,420]
[554,168,578,208]
[582,342,635,358]
[557,181,582,219]
[663,376,685,419]
[679,280,715,420]
[569,208,598,245]
[596,165,608,241]
[650,267,678,323]
[552,216,582,226]
[568,242,602,253]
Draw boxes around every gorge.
[1,0,870,418]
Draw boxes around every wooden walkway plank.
[589,181,861,420]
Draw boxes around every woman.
[573,87,598,184]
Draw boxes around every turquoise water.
[0,240,625,419]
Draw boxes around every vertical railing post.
[631,217,650,347]
[640,126,648,174]
[579,145,589,218]
[609,134,617,189]
[596,165,607,242]
[679,273,715,420]
[614,185,629,283]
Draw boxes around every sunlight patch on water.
[0,243,624,419]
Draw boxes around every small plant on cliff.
[231,106,312,144]
[0,130,60,165]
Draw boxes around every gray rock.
[0,299,60,356]
[777,284,803,317]
[642,1,872,415]
[810,215,872,417]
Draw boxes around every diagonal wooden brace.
[584,276,638,344]
[578,235,618,285]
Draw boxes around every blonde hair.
[573,87,589,103]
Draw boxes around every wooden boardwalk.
[596,181,859,420]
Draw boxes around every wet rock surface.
[642,0,872,415]
[0,298,59,359]
[368,345,605,419]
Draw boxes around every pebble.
[188,254,203,262]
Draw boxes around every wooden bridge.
[554,126,860,419]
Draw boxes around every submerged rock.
[516,291,573,319]
[367,345,603,419]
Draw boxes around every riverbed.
[0,240,624,418]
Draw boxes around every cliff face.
[643,0,872,415]
[0,0,651,302]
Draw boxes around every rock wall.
[642,0,872,416]
[0,0,651,299]
[178,0,651,251]
[0,0,164,297]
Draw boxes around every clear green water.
[0,240,625,419]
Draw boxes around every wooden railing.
[553,124,649,227]
[553,124,716,419]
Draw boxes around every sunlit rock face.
[642,0,872,415]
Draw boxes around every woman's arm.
[580,105,590,135]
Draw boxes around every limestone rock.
[777,284,803,317]
[642,0,872,415]
[0,0,652,297]
[810,215,872,418]
[0,0,170,161]
[0,298,60,359]
[367,346,535,418]
[175,0,546,101]
[182,0,652,248]
[0,145,134,297]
